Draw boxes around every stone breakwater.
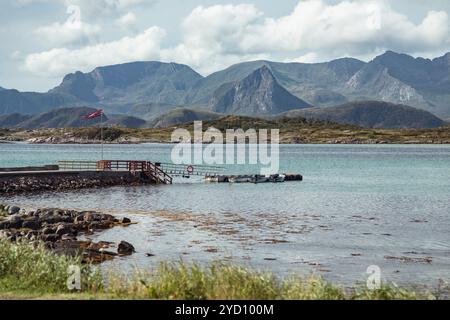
[0,204,135,263]
[0,171,152,195]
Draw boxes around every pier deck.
[0,161,303,195]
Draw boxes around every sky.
[1,0,450,92]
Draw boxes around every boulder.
[55,223,75,236]
[74,214,85,223]
[121,217,131,224]
[7,216,23,229]
[118,241,135,255]
[8,206,20,215]
[22,220,41,230]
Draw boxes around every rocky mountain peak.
[210,66,312,115]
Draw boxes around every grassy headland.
[1,116,450,144]
[0,240,434,300]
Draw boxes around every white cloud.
[167,1,450,71]
[35,20,101,46]
[159,4,267,74]
[240,0,449,56]
[116,12,137,29]
[22,0,450,78]
[24,26,165,75]
[33,4,101,46]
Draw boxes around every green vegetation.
[0,128,11,137]
[71,127,127,141]
[0,240,101,294]
[1,115,449,144]
[0,240,433,300]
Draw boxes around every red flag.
[83,109,103,120]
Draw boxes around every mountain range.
[278,101,446,129]
[1,101,446,130]
[1,51,450,125]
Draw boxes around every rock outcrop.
[0,204,135,263]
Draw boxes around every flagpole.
[101,111,104,160]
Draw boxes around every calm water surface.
[1,143,449,287]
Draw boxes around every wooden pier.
[1,160,303,195]
[58,160,174,184]
[158,163,225,177]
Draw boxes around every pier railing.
[58,160,225,183]
[158,163,225,177]
[96,160,148,172]
[58,160,98,171]
[58,160,173,184]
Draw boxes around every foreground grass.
[0,240,102,294]
[0,241,432,300]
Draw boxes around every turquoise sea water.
[1,143,449,288]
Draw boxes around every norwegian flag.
[83,109,103,120]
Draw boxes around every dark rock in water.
[8,206,20,215]
[89,221,113,230]
[121,217,131,224]
[55,223,74,236]
[118,241,135,255]
[74,214,85,223]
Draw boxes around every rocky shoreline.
[0,204,135,263]
[0,171,153,195]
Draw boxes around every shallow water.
[1,143,449,288]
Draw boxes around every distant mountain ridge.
[209,66,312,115]
[50,61,203,107]
[0,113,32,128]
[13,107,105,129]
[2,51,450,118]
[2,102,447,130]
[279,101,447,129]
[0,88,81,115]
